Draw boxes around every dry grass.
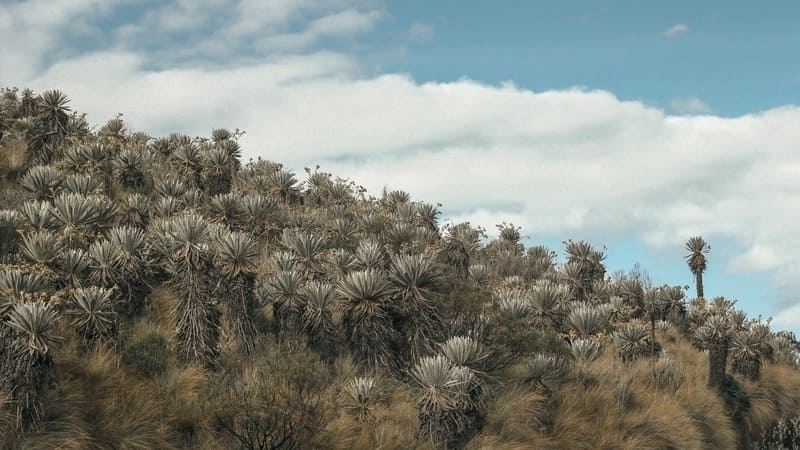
[465,338,744,450]
[143,286,177,333]
[28,329,776,450]
[5,281,797,450]
[129,318,172,346]
[466,386,556,449]
[327,371,429,450]
[30,318,795,450]
[740,362,800,443]
[157,365,209,447]
[16,347,179,449]
[0,135,28,180]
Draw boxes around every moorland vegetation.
[0,88,799,449]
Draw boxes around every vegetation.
[0,87,799,449]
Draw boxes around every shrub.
[206,340,334,450]
[754,413,800,449]
[489,319,568,366]
[121,333,168,377]
[719,374,751,441]
[0,218,18,262]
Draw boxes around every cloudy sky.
[2,0,799,332]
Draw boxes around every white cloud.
[31,53,800,248]
[219,0,382,44]
[0,0,123,81]
[663,23,689,38]
[254,8,384,52]
[773,303,800,330]
[728,244,787,273]
[408,22,435,43]
[670,97,712,115]
[309,9,383,36]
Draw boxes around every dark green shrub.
[719,374,751,447]
[489,321,569,368]
[0,220,18,262]
[121,333,168,377]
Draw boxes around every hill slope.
[1,87,799,449]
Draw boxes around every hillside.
[0,87,799,449]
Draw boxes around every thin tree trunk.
[696,272,704,299]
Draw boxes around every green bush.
[0,220,18,262]
[121,333,169,377]
[719,374,751,446]
[489,320,569,367]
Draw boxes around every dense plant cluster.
[1,87,799,449]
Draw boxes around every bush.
[754,413,800,449]
[121,333,169,377]
[205,339,335,450]
[0,220,18,262]
[719,374,751,444]
[489,322,569,367]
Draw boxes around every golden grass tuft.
[157,365,209,447]
[0,135,28,179]
[328,379,428,450]
[468,338,743,450]
[143,286,177,332]
[741,362,800,442]
[22,346,180,450]
[467,386,557,449]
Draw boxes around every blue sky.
[2,0,799,332]
[382,1,800,116]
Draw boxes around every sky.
[1,0,799,332]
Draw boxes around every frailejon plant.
[685,236,710,299]
[440,336,489,439]
[20,165,62,201]
[66,286,117,349]
[343,376,378,422]
[411,355,472,448]
[215,231,260,356]
[730,330,762,381]
[570,337,602,363]
[105,225,150,317]
[299,280,336,361]
[566,305,606,337]
[389,253,444,366]
[695,313,733,389]
[613,321,659,362]
[207,193,246,230]
[337,269,398,371]
[563,240,606,302]
[528,282,565,329]
[520,353,570,397]
[266,269,306,336]
[163,214,221,369]
[0,300,61,429]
